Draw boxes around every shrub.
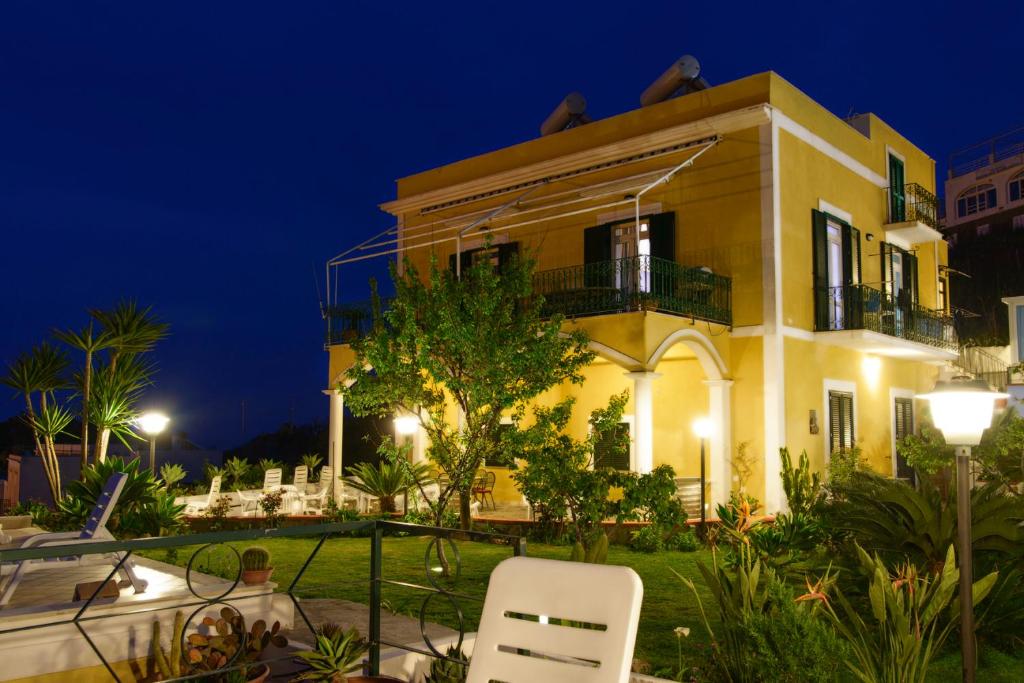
[258,489,285,527]
[159,462,187,490]
[665,528,700,552]
[779,448,823,516]
[630,524,664,553]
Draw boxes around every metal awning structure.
[325,133,724,314]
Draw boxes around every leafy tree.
[509,392,684,549]
[343,251,594,528]
[53,322,111,475]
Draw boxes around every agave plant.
[301,453,324,480]
[59,456,177,536]
[224,456,252,488]
[345,460,433,513]
[425,645,470,682]
[160,462,188,489]
[820,544,997,683]
[292,624,369,681]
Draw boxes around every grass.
[146,534,1024,681]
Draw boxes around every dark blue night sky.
[1,1,1021,448]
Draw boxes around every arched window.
[1009,172,1024,203]
[956,183,998,217]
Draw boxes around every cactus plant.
[242,546,271,571]
[569,531,608,564]
[151,610,186,679]
[292,624,370,681]
[425,645,469,682]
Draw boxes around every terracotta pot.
[241,567,274,585]
[246,663,271,683]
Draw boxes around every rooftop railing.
[814,284,957,351]
[887,182,939,229]
[533,255,732,326]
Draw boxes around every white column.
[704,379,734,509]
[325,389,344,504]
[626,371,660,473]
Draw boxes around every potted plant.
[240,546,274,585]
[151,608,287,682]
[292,623,403,682]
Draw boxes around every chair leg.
[0,561,28,607]
[115,553,148,594]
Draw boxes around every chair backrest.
[318,466,334,494]
[485,470,496,489]
[80,473,129,539]
[467,556,642,683]
[674,477,702,518]
[263,468,283,492]
[293,465,308,488]
[207,476,222,503]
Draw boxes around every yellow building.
[323,69,956,512]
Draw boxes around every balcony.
[533,255,732,326]
[324,299,378,345]
[814,284,957,359]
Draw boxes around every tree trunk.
[80,350,92,475]
[45,436,62,502]
[459,485,472,530]
[96,428,111,464]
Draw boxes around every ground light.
[692,417,712,535]
[918,376,1006,683]
[135,411,170,472]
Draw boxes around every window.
[449,242,519,275]
[812,209,862,331]
[888,153,906,222]
[1013,214,1024,231]
[828,390,855,455]
[593,422,631,471]
[1010,172,1024,203]
[956,184,998,218]
[976,223,991,237]
[880,242,918,304]
[583,212,675,294]
[894,397,915,481]
[938,276,948,312]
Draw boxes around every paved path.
[291,598,456,647]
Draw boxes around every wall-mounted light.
[865,233,875,242]
[809,409,819,435]
[862,354,882,387]
[394,415,419,436]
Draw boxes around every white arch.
[646,328,727,379]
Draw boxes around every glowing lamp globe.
[394,415,419,436]
[692,417,713,440]
[917,377,1006,446]
[136,412,170,436]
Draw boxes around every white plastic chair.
[467,556,643,683]
[292,465,308,491]
[0,473,148,607]
[299,465,333,514]
[184,476,222,516]
[237,468,283,517]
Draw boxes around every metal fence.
[0,520,524,681]
[887,182,939,229]
[534,255,732,325]
[815,284,957,351]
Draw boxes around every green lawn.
[147,535,1024,681]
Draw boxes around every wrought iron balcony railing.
[533,255,732,326]
[887,182,939,229]
[814,284,957,351]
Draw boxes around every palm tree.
[90,355,153,463]
[345,460,433,513]
[54,322,111,474]
[89,301,168,461]
[2,343,70,501]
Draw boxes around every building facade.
[324,71,955,511]
[943,126,1024,343]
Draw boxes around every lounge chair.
[467,556,642,683]
[298,465,333,514]
[183,476,221,516]
[237,468,283,517]
[292,465,308,491]
[0,473,148,607]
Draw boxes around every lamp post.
[918,376,1005,683]
[394,414,419,513]
[136,412,170,473]
[692,417,713,536]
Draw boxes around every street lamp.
[394,415,419,437]
[692,417,713,535]
[918,376,1005,683]
[136,411,170,473]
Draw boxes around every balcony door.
[812,209,861,331]
[583,212,675,296]
[826,223,844,330]
[614,222,651,294]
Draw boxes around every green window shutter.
[880,243,893,297]
[583,224,613,287]
[594,422,631,471]
[894,398,915,480]
[449,249,474,275]
[812,210,830,330]
[497,242,520,273]
[841,223,862,328]
[889,155,906,221]
[648,212,676,262]
[828,390,855,455]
